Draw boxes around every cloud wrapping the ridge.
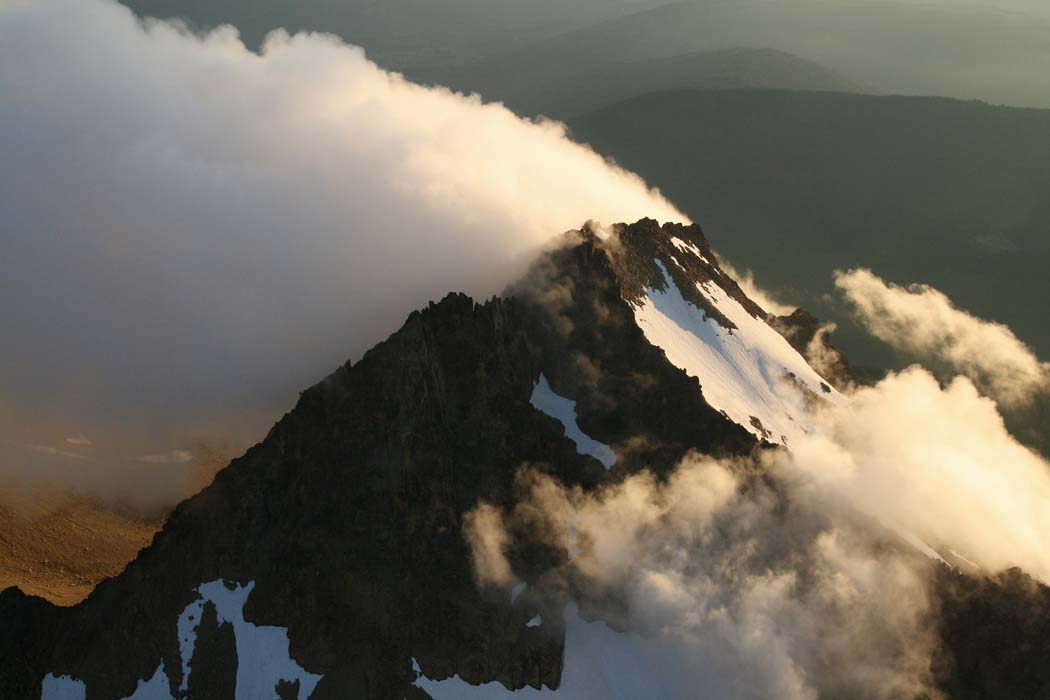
[468,366,1050,698]
[778,366,1050,583]
[464,503,515,588]
[476,457,938,700]
[0,0,682,509]
[835,268,1050,406]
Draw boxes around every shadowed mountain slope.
[2,221,1047,700]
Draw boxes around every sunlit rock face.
[3,220,1049,700]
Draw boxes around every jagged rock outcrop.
[934,568,1050,700]
[771,308,854,391]
[186,602,237,700]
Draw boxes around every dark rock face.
[1,293,587,699]
[1,220,1047,700]
[935,568,1050,699]
[600,218,766,329]
[770,308,854,391]
[186,602,237,700]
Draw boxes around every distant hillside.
[417,0,1050,109]
[424,47,863,119]
[0,497,160,606]
[118,0,669,69]
[570,89,1050,367]
[120,0,1050,107]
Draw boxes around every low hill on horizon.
[422,0,1050,110]
[420,47,865,119]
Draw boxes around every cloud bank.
[779,367,1050,583]
[0,0,682,510]
[476,458,939,699]
[835,268,1050,407]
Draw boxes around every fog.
[0,0,681,512]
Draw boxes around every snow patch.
[177,580,322,700]
[526,615,542,628]
[45,579,324,700]
[41,675,85,700]
[948,549,981,570]
[669,236,704,260]
[632,261,845,443]
[897,530,950,567]
[530,375,616,468]
[414,605,698,699]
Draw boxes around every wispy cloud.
[135,450,194,465]
[18,443,90,461]
[64,433,93,447]
[835,268,1049,406]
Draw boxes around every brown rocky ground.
[0,495,163,606]
[0,443,229,606]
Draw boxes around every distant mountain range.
[412,0,1050,109]
[419,47,864,118]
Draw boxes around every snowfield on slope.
[632,260,846,444]
[414,605,699,700]
[41,580,321,700]
[530,374,616,468]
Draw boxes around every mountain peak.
[538,218,847,445]
[3,220,1045,700]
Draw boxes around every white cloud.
[485,456,937,700]
[0,0,682,510]
[777,366,1050,584]
[64,433,93,447]
[136,449,195,465]
[463,503,515,587]
[835,268,1049,406]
